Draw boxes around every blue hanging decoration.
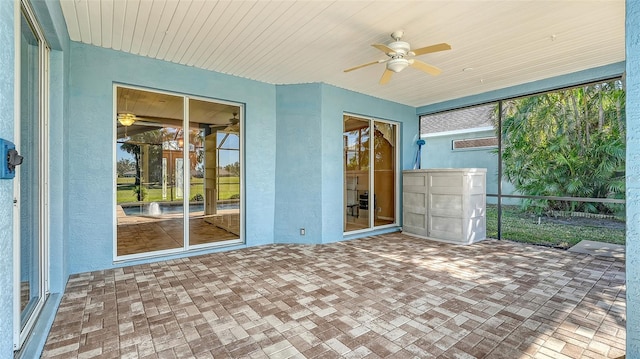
[413,139,426,169]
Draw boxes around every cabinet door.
[402,172,429,236]
[427,172,464,241]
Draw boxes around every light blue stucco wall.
[626,0,640,355]
[321,84,416,242]
[66,41,416,268]
[0,1,16,356]
[273,83,416,244]
[274,84,323,244]
[47,44,69,296]
[65,42,277,274]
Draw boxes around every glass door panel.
[344,116,371,231]
[15,2,50,350]
[116,87,184,256]
[188,99,241,246]
[373,121,396,226]
[344,115,398,232]
[19,7,42,328]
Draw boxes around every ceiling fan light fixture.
[387,58,409,73]
[117,113,136,127]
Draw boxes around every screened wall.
[419,79,626,248]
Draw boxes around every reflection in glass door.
[15,1,50,351]
[116,88,185,256]
[373,122,397,226]
[344,116,371,231]
[115,87,243,258]
[19,1,41,326]
[344,115,398,232]
[188,99,241,246]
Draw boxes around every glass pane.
[116,88,184,256]
[344,115,371,231]
[373,121,396,226]
[188,99,241,245]
[19,9,41,326]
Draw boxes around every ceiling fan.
[344,30,451,85]
[210,112,239,133]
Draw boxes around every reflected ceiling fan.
[344,30,451,85]
[210,112,240,133]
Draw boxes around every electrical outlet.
[300,228,305,236]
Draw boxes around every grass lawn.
[217,177,240,200]
[117,176,239,203]
[486,205,625,248]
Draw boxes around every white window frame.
[112,84,244,262]
[343,113,400,234]
[452,136,499,150]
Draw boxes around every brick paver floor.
[41,233,626,358]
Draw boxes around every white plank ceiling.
[59,0,625,108]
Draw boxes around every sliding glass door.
[115,86,242,259]
[344,114,398,232]
[14,0,50,350]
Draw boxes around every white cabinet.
[403,168,486,245]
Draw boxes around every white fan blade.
[411,43,451,56]
[409,59,442,76]
[379,69,393,85]
[344,59,387,73]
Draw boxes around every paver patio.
[41,233,626,358]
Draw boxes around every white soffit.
[59,0,625,107]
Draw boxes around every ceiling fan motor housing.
[388,41,410,56]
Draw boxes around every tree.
[224,161,240,177]
[345,127,370,171]
[119,128,170,201]
[497,80,625,215]
[116,158,135,177]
